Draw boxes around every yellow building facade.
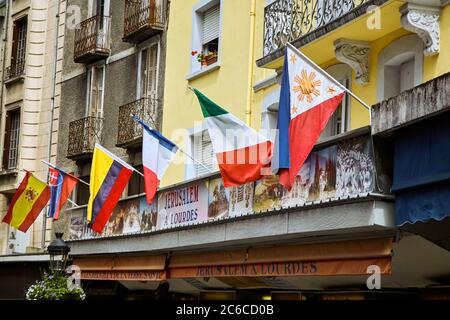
[162,0,450,187]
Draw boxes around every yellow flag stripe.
[10,174,49,228]
[87,146,114,221]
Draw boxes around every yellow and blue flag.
[87,144,135,233]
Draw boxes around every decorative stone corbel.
[400,3,440,56]
[334,39,371,86]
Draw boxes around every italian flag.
[193,89,272,187]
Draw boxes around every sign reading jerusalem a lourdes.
[157,181,209,229]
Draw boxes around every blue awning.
[392,112,450,226]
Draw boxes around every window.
[320,64,351,139]
[201,4,219,57]
[137,43,159,99]
[86,65,105,118]
[128,151,145,196]
[193,130,216,177]
[12,17,27,66]
[128,165,145,196]
[2,109,21,170]
[75,163,91,206]
[377,35,423,101]
[190,0,221,74]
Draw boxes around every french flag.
[274,44,345,190]
[48,167,78,220]
[133,116,178,204]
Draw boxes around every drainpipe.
[245,0,256,126]
[1,0,10,252]
[41,0,61,249]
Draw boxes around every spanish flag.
[87,144,135,233]
[2,172,50,232]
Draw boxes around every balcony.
[67,116,103,159]
[257,0,391,68]
[117,96,158,147]
[123,0,166,43]
[372,71,450,136]
[4,59,25,84]
[74,15,111,64]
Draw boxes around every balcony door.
[85,65,105,149]
[89,0,110,49]
[86,65,105,119]
[137,43,159,100]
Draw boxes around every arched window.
[377,35,423,101]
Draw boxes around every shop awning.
[392,113,450,226]
[168,237,393,278]
[73,255,166,281]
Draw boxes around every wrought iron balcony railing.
[5,59,25,83]
[117,96,158,147]
[74,15,111,64]
[123,0,166,43]
[67,116,103,159]
[263,0,370,56]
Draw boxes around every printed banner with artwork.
[67,135,375,240]
[208,178,254,218]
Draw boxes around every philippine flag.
[133,116,178,204]
[48,167,78,220]
[274,43,345,190]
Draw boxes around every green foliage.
[26,272,86,300]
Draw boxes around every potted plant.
[191,50,218,67]
[26,271,86,300]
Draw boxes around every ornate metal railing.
[123,0,166,41]
[74,15,111,62]
[67,116,103,158]
[5,59,25,82]
[117,96,158,146]
[263,0,370,56]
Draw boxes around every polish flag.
[274,43,345,190]
[133,116,178,204]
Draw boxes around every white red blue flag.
[48,167,78,220]
[274,44,345,190]
[132,116,178,204]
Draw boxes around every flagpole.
[41,160,90,187]
[67,198,80,208]
[177,147,215,174]
[286,42,371,111]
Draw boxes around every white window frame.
[136,38,161,100]
[188,0,223,78]
[85,64,106,118]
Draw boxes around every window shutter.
[202,5,220,45]
[148,44,158,95]
[2,112,12,170]
[194,130,215,177]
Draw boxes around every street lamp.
[47,232,70,273]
